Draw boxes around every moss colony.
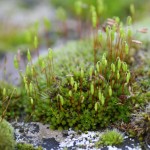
[96,129,124,147]
[0,118,15,150]
[13,17,147,131]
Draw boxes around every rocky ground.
[12,122,143,150]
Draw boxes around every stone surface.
[11,122,144,150]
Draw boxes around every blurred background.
[0,0,149,84]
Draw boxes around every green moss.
[0,81,27,120]
[22,49,132,130]
[16,143,42,150]
[96,129,124,147]
[13,15,146,131]
[0,118,15,150]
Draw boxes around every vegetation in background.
[0,18,52,52]
[0,25,34,52]
[51,0,145,21]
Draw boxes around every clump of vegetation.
[0,81,26,120]
[96,129,124,147]
[16,143,42,150]
[13,16,144,131]
[0,118,15,150]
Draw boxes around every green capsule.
[34,36,38,48]
[102,54,107,66]
[70,77,74,86]
[130,4,135,16]
[111,80,115,86]
[48,48,53,60]
[3,88,6,96]
[112,25,116,33]
[27,49,31,62]
[31,67,34,76]
[92,12,97,28]
[122,62,128,72]
[69,90,72,97]
[25,83,29,94]
[120,28,125,39]
[111,63,115,72]
[115,17,120,24]
[104,59,107,67]
[74,82,78,92]
[75,0,82,16]
[23,76,27,84]
[30,98,34,105]
[42,61,46,69]
[91,6,97,28]
[127,16,132,26]
[125,42,129,55]
[95,102,98,111]
[101,94,105,105]
[97,0,104,15]
[128,28,132,38]
[126,72,131,83]
[60,95,64,105]
[111,30,115,41]
[81,95,85,103]
[106,26,110,37]
[117,71,120,80]
[80,68,84,78]
[109,86,112,97]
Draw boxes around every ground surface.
[12,122,143,150]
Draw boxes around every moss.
[0,81,27,120]
[19,17,142,130]
[0,118,15,150]
[96,129,124,147]
[22,50,133,130]
[16,143,42,150]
